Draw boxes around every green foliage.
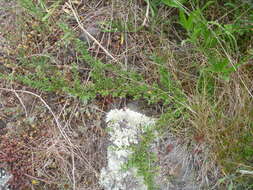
[205,56,237,81]
[197,70,215,97]
[218,172,253,190]
[124,128,158,190]
[0,18,188,188]
[162,0,252,82]
[18,0,61,22]
[18,0,45,19]
[145,0,163,17]
[4,28,186,109]
[156,57,186,103]
[161,0,186,8]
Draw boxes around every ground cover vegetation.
[0,0,252,189]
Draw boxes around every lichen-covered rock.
[99,108,155,190]
[99,108,219,190]
[0,168,11,190]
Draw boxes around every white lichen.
[0,168,12,190]
[99,108,155,190]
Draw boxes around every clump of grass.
[160,0,252,187]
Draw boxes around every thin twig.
[0,87,100,178]
[0,88,72,146]
[12,89,28,117]
[142,0,150,26]
[71,149,76,190]
[238,170,253,175]
[24,173,55,184]
[67,1,118,62]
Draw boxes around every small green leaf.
[161,0,186,8]
[179,9,188,30]
[228,182,233,190]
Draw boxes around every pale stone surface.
[99,107,218,190]
[0,168,11,190]
[99,108,155,190]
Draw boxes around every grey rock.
[0,120,6,130]
[79,26,100,44]
[0,168,11,190]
